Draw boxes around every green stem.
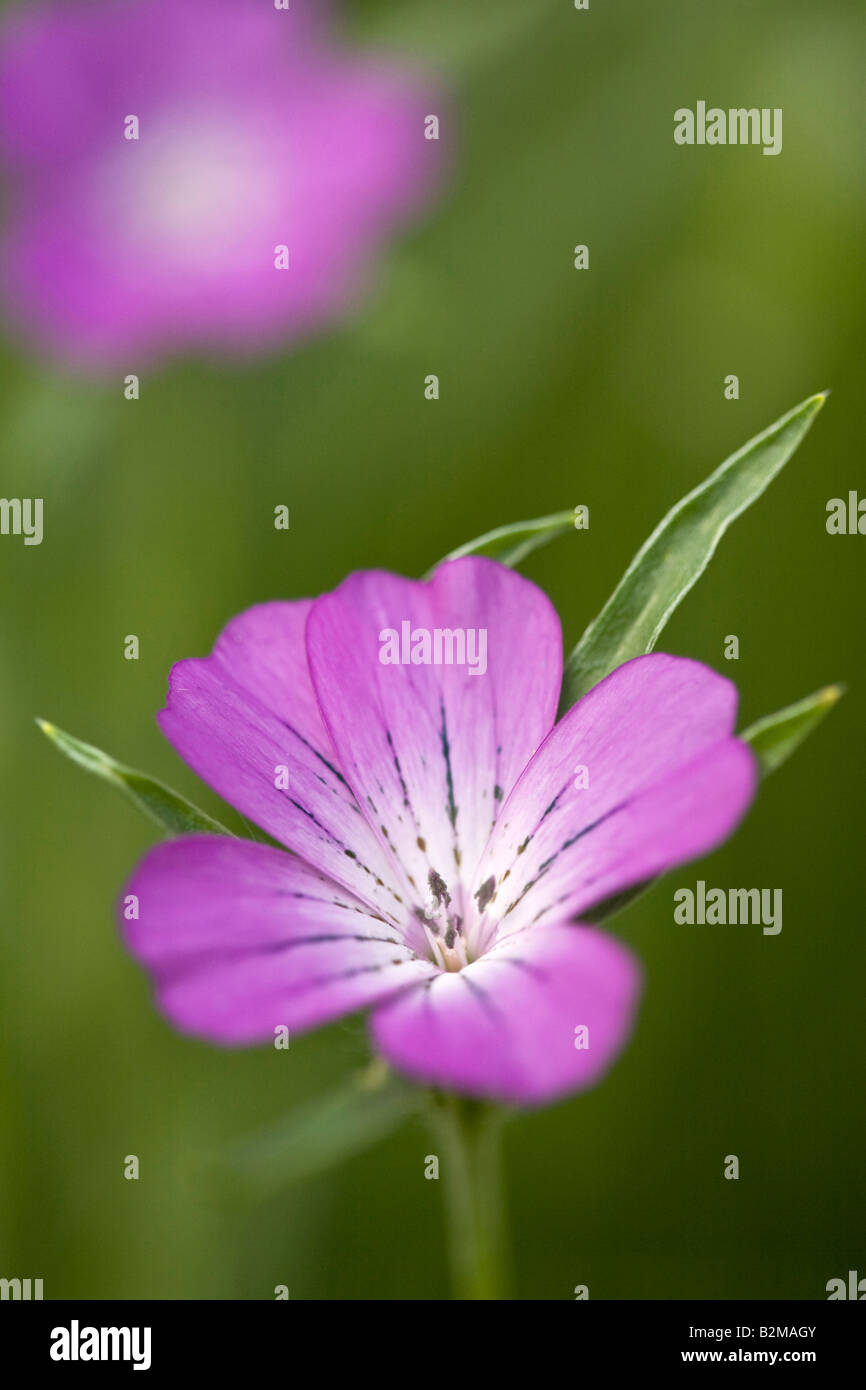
[429,1094,510,1300]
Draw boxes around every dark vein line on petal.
[439,700,459,833]
[156,936,411,983]
[286,796,403,908]
[460,973,506,1022]
[485,955,549,983]
[266,933,405,953]
[502,802,628,918]
[277,718,354,796]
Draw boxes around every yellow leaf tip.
[818,683,845,705]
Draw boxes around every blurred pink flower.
[0,0,443,368]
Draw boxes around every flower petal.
[370,923,641,1105]
[122,835,435,1045]
[158,601,410,923]
[305,558,562,906]
[0,0,323,170]
[477,654,757,935]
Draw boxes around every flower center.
[414,868,498,972]
[101,109,282,268]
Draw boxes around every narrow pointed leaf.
[37,718,232,837]
[202,1073,421,1201]
[426,509,575,578]
[741,684,844,777]
[560,392,828,710]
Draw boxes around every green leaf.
[426,509,575,578]
[560,392,829,711]
[741,684,844,777]
[36,718,231,838]
[584,880,654,922]
[202,1069,420,1201]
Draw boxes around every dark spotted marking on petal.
[505,773,595,871]
[286,796,404,911]
[428,868,450,908]
[373,820,418,896]
[474,876,496,914]
[503,803,628,917]
[500,780,580,871]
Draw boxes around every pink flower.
[121,559,757,1105]
[0,0,442,367]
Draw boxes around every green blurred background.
[1,0,864,1299]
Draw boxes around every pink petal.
[0,0,323,169]
[122,835,434,1044]
[370,922,641,1105]
[158,601,410,924]
[477,654,757,935]
[305,558,562,906]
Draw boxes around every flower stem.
[429,1094,510,1300]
